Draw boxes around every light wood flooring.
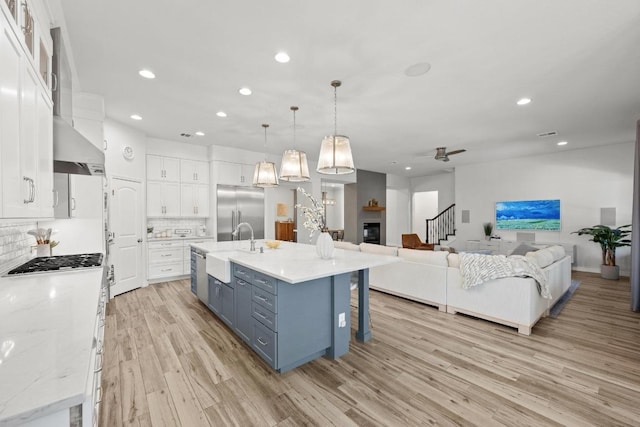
[99,272,640,426]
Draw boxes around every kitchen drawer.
[149,247,183,264]
[252,319,277,368]
[252,286,277,313]
[253,271,277,295]
[252,301,277,332]
[149,262,183,278]
[149,240,184,249]
[234,264,253,282]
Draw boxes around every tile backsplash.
[147,218,206,236]
[0,221,37,272]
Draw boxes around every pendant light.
[253,124,279,188]
[317,80,355,175]
[279,106,310,182]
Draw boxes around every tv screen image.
[495,199,560,231]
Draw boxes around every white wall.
[412,191,438,239]
[455,142,635,274]
[104,119,147,181]
[411,171,455,212]
[386,174,411,247]
[147,137,208,160]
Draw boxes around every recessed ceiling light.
[517,97,531,106]
[138,69,155,79]
[216,111,227,118]
[404,62,431,77]
[130,114,142,120]
[405,166,412,170]
[557,141,568,146]
[239,87,252,96]
[195,131,205,136]
[274,52,290,63]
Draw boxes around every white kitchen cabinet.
[0,17,22,216]
[54,173,102,218]
[147,181,180,217]
[180,159,209,184]
[0,6,53,219]
[147,238,214,282]
[180,183,209,217]
[36,89,53,217]
[147,154,180,182]
[214,161,254,186]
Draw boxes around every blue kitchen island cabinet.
[232,263,351,373]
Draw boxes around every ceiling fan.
[434,147,466,162]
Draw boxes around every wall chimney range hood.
[51,27,105,176]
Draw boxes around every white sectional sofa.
[352,242,572,335]
[446,246,571,335]
[360,243,448,311]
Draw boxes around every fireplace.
[363,222,380,244]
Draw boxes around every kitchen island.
[190,240,398,372]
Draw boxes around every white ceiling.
[54,0,640,177]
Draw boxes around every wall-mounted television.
[495,199,560,231]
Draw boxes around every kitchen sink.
[205,249,258,283]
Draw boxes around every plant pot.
[484,236,491,241]
[316,232,335,259]
[601,264,620,280]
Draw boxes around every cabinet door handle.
[53,190,59,207]
[257,337,268,346]
[161,254,172,257]
[161,268,172,272]
[51,72,58,91]
[71,197,76,211]
[255,311,267,320]
[255,295,268,302]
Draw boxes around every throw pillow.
[510,243,539,257]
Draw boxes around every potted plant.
[482,222,493,241]
[572,224,632,280]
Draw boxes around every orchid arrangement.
[295,187,326,240]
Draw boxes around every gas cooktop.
[7,253,104,275]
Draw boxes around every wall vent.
[537,131,558,137]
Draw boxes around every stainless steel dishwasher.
[195,250,208,304]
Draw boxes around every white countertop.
[0,267,104,425]
[190,240,399,283]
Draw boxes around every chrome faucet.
[232,222,256,251]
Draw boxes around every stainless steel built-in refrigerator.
[217,185,265,241]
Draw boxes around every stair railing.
[425,204,455,245]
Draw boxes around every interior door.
[110,177,143,297]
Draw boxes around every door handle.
[137,239,142,243]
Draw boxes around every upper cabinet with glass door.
[1,0,52,96]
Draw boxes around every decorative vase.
[316,231,335,259]
[601,264,619,280]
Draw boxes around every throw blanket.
[459,253,551,299]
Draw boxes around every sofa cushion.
[334,241,360,251]
[510,243,539,257]
[359,243,398,256]
[447,252,461,268]
[398,248,449,267]
[526,248,554,268]
[547,245,566,261]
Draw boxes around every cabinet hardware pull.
[51,72,58,91]
[53,190,59,207]
[161,268,172,272]
[256,295,268,302]
[161,254,172,257]
[257,337,268,346]
[256,278,269,286]
[94,353,103,373]
[95,386,102,405]
[255,311,267,319]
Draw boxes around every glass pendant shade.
[280,149,310,182]
[253,161,279,187]
[317,135,355,174]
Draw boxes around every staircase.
[425,204,456,245]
